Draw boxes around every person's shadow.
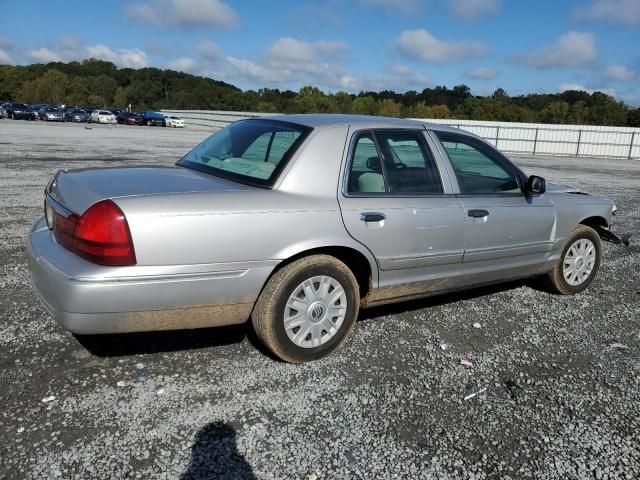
[181,422,256,480]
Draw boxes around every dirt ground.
[0,120,638,479]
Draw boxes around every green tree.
[330,91,353,113]
[352,96,377,115]
[377,98,401,117]
[541,101,570,124]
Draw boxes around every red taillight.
[53,200,136,266]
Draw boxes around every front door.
[433,131,556,274]
[339,128,465,292]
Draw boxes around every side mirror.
[526,175,546,195]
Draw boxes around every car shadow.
[180,422,256,480]
[75,323,250,357]
[75,279,538,358]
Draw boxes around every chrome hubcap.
[563,238,596,286]
[284,275,347,349]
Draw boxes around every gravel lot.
[0,120,638,479]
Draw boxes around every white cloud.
[168,57,199,73]
[448,0,500,20]
[0,48,13,64]
[126,0,238,28]
[225,56,283,84]
[197,41,222,62]
[466,67,497,80]
[28,48,62,63]
[559,83,616,97]
[513,31,597,69]
[363,64,432,92]
[574,0,640,26]
[85,45,150,68]
[223,37,358,91]
[396,29,488,63]
[27,38,150,68]
[603,65,635,81]
[267,38,348,64]
[359,0,421,13]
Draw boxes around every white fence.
[162,109,640,160]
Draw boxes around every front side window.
[436,132,521,195]
[348,130,443,195]
[179,119,311,186]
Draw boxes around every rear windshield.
[178,119,311,187]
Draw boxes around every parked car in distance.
[64,109,89,123]
[6,103,34,120]
[117,111,143,126]
[39,107,64,122]
[165,115,186,128]
[110,109,123,116]
[0,102,10,118]
[142,111,166,127]
[28,114,625,363]
[30,104,48,119]
[90,110,117,124]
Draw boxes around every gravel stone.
[0,121,638,479]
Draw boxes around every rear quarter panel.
[114,124,378,282]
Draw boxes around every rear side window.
[348,130,443,195]
[179,119,311,187]
[436,132,520,195]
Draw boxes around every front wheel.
[252,255,359,363]
[543,225,601,295]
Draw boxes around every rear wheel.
[252,255,359,363]
[543,225,601,295]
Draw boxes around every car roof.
[261,113,461,133]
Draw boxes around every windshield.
[178,119,311,187]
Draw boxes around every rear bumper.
[27,218,275,334]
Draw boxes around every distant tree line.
[1,58,638,127]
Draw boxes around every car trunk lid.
[47,165,253,214]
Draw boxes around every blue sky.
[1,0,639,104]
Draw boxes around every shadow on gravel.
[74,323,250,357]
[75,280,540,359]
[181,422,255,480]
[359,279,532,321]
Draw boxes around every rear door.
[432,131,556,269]
[339,127,465,289]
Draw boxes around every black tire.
[543,225,601,295]
[252,255,360,363]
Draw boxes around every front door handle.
[468,209,489,218]
[360,212,386,222]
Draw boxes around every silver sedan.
[28,114,624,362]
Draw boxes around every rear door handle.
[360,212,386,222]
[468,209,489,218]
